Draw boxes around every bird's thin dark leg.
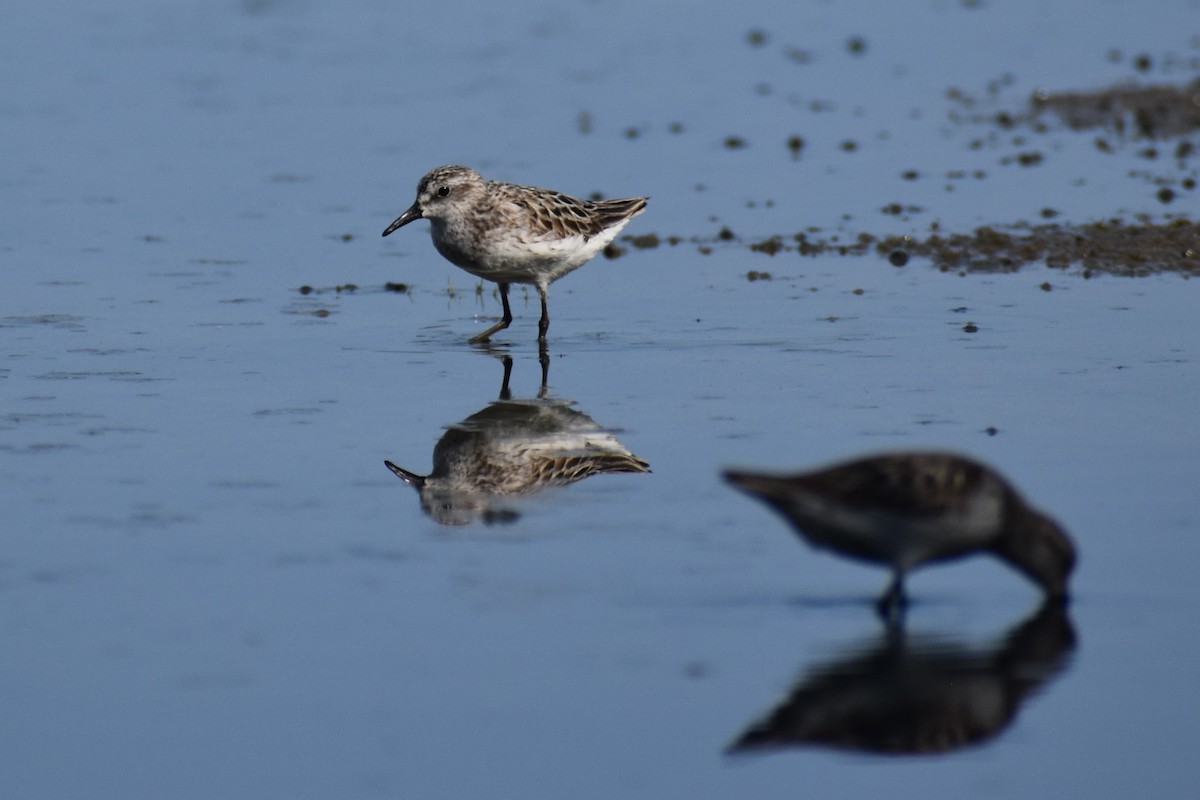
[468,283,513,344]
[536,286,550,342]
[876,572,909,622]
[537,341,550,398]
[498,355,514,400]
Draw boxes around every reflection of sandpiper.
[724,452,1076,617]
[386,356,650,525]
[728,600,1076,756]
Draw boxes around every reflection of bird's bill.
[382,202,422,237]
[384,460,425,488]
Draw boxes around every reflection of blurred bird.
[723,452,1075,615]
[729,600,1076,756]
[387,397,649,526]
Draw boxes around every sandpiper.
[723,451,1076,615]
[382,165,647,343]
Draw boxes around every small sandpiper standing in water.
[723,452,1076,617]
[382,165,647,343]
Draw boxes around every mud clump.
[678,217,1198,277]
[875,219,1200,276]
[1032,78,1200,139]
[627,232,661,250]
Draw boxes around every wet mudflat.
[3,1,1199,798]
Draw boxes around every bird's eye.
[437,186,450,197]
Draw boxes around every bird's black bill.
[384,460,426,488]
[382,203,422,236]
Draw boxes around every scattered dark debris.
[1040,208,1060,219]
[717,226,736,241]
[297,282,409,296]
[851,288,864,295]
[962,322,979,333]
[627,232,661,249]
[142,234,164,243]
[846,36,866,55]
[668,121,685,134]
[339,233,353,242]
[1157,187,1176,203]
[746,29,768,47]
[282,306,332,318]
[602,243,627,259]
[746,270,772,281]
[881,203,923,216]
[840,139,859,152]
[1040,281,1053,291]
[901,169,920,180]
[1000,151,1043,167]
[784,47,811,64]
[888,250,909,267]
[749,236,784,255]
[985,426,999,436]
[723,135,748,150]
[787,135,805,159]
[624,127,640,140]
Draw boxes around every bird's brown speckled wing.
[799,454,990,517]
[493,182,646,240]
[530,451,651,487]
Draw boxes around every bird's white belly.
[431,218,631,286]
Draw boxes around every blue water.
[4,1,1200,797]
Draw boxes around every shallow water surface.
[3,1,1200,797]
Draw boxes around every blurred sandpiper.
[723,451,1076,616]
